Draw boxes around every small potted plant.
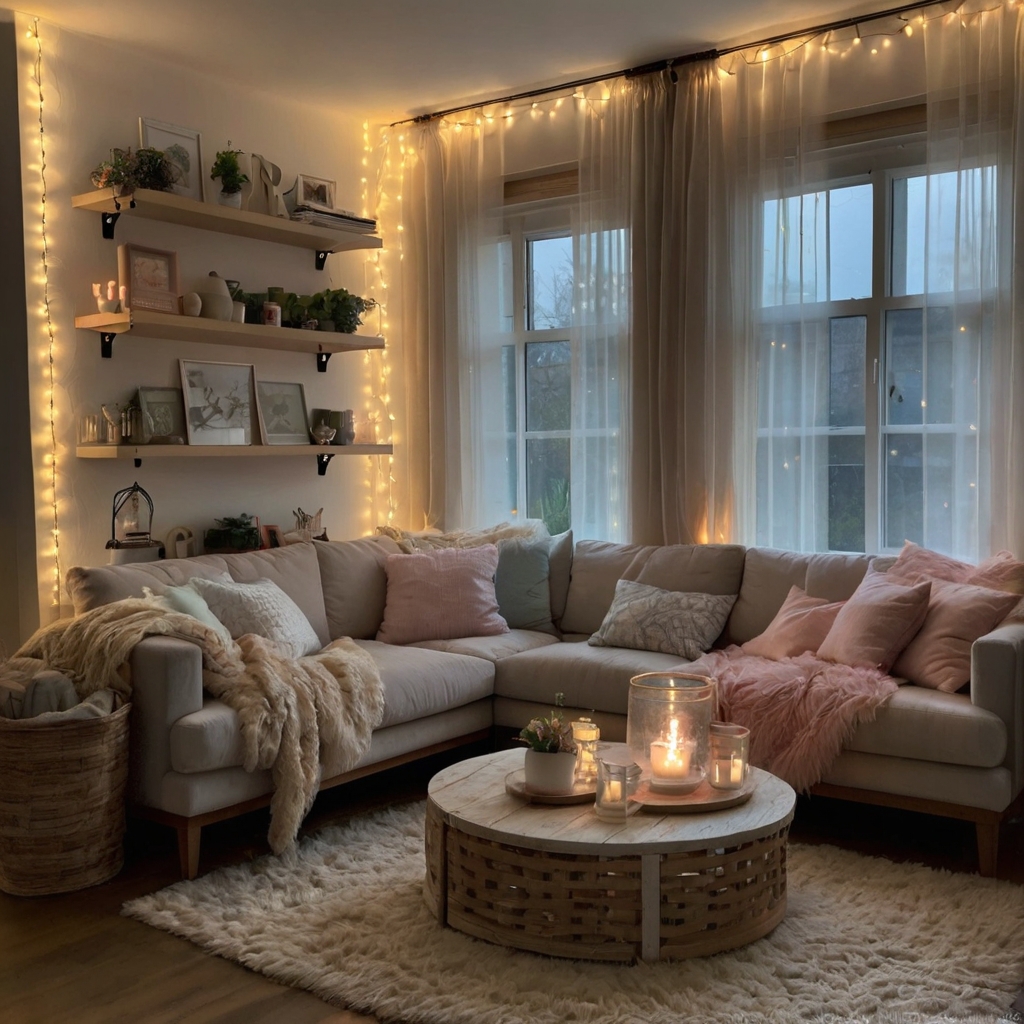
[518,693,577,795]
[91,146,179,195]
[304,287,376,333]
[204,513,260,553]
[210,149,249,208]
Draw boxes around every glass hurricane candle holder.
[709,722,750,790]
[627,672,716,794]
[571,718,600,783]
[594,757,641,821]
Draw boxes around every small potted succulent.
[210,149,249,208]
[518,693,577,795]
[91,146,179,195]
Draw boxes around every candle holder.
[594,757,641,821]
[571,718,600,783]
[709,722,750,790]
[627,672,716,795]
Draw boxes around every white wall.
[16,14,383,625]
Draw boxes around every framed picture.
[137,386,187,443]
[261,524,283,549]
[297,174,335,208]
[139,118,205,202]
[179,360,255,446]
[118,243,179,313]
[256,380,310,445]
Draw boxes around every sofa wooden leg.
[177,823,201,879]
[976,821,999,877]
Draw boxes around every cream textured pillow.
[143,584,233,647]
[588,579,736,660]
[376,545,509,645]
[892,580,1019,692]
[741,585,844,660]
[188,577,321,658]
[817,571,931,672]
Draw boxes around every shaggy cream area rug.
[123,802,1024,1024]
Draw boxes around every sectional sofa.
[64,534,1024,878]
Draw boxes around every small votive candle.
[572,718,600,783]
[595,757,641,821]
[709,722,750,790]
[648,717,703,793]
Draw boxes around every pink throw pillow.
[741,586,844,660]
[892,579,1019,692]
[817,572,931,672]
[376,545,509,645]
[965,553,1024,621]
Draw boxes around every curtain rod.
[391,0,946,127]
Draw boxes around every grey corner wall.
[0,13,40,650]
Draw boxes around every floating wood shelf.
[76,443,393,477]
[72,188,381,266]
[75,310,384,371]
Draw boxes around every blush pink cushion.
[892,580,1019,692]
[741,586,844,660]
[817,572,931,672]
[376,545,509,645]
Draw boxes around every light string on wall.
[28,17,61,615]
[362,120,397,531]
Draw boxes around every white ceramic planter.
[218,190,243,209]
[523,749,577,795]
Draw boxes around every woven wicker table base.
[425,750,794,962]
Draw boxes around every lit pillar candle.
[604,779,623,804]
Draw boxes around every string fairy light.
[28,18,61,614]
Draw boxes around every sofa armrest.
[971,622,1024,796]
[127,635,204,808]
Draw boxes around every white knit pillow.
[188,577,321,658]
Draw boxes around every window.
[757,167,991,558]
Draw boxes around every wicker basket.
[0,702,130,896]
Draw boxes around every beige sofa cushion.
[412,630,560,661]
[494,641,687,716]
[169,641,496,773]
[66,542,331,647]
[723,548,873,646]
[559,541,745,637]
[315,536,401,640]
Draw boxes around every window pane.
[884,434,923,547]
[528,235,574,329]
[891,168,997,296]
[526,340,570,432]
[762,184,872,307]
[501,345,518,514]
[829,316,865,428]
[829,435,865,552]
[526,437,571,535]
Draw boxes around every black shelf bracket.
[315,250,330,270]
[316,453,335,476]
[134,457,142,468]
[316,351,331,372]
[101,212,120,239]
[100,332,116,358]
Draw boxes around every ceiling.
[27,0,900,123]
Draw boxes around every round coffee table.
[425,747,795,963]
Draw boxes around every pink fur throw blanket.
[13,598,384,853]
[688,648,899,792]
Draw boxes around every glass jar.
[709,722,750,790]
[627,672,716,794]
[594,756,642,821]
[571,718,600,783]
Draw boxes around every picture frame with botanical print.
[256,380,310,445]
[137,386,187,443]
[297,174,336,209]
[261,524,283,549]
[139,118,205,202]
[118,243,180,313]
[179,359,256,446]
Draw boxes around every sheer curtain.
[395,91,630,539]
[729,3,1021,560]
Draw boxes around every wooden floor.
[3,747,1023,1024]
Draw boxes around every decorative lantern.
[594,755,641,821]
[626,672,716,794]
[106,482,163,564]
[709,722,750,790]
[571,717,600,783]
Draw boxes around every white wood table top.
[428,748,796,857]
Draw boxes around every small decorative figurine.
[311,419,336,445]
[93,280,122,313]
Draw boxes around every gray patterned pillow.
[588,579,736,660]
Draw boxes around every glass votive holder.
[571,717,600,783]
[594,756,642,821]
[709,722,750,790]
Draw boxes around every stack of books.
[290,200,377,234]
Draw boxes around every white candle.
[604,779,623,804]
[650,718,693,781]
[731,755,744,784]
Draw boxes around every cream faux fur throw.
[376,521,543,553]
[13,599,384,853]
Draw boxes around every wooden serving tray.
[504,769,596,805]
[635,775,756,813]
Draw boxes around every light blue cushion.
[147,584,234,646]
[495,536,556,635]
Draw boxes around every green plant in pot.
[306,288,376,333]
[91,146,179,194]
[210,149,249,209]
[204,513,260,553]
[518,692,578,795]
